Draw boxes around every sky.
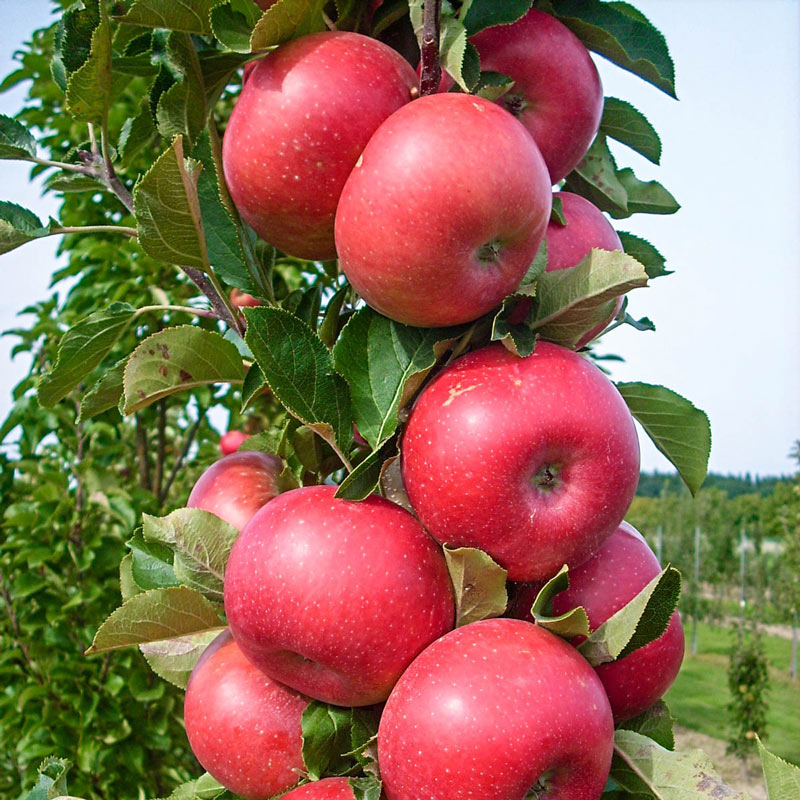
[0,0,798,477]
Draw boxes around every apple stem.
[419,0,442,96]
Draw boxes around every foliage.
[2,0,772,798]
[727,624,770,759]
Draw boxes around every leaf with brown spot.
[123,325,244,414]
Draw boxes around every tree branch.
[51,225,137,237]
[419,0,442,96]
[160,407,206,505]
[0,572,44,685]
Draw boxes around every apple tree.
[2,1,798,799]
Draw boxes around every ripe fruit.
[219,430,250,455]
[187,451,282,531]
[471,8,603,184]
[184,631,307,800]
[281,778,358,798]
[335,93,552,327]
[401,342,640,581]
[511,522,685,722]
[378,618,614,800]
[223,32,417,260]
[224,485,454,706]
[230,288,262,308]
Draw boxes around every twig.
[419,0,443,96]
[160,407,206,505]
[184,267,244,336]
[154,399,167,499]
[0,572,44,685]
[100,126,135,214]
[51,225,137,237]
[135,414,151,490]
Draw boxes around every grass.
[665,620,800,765]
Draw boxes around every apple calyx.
[477,238,505,264]
[531,463,562,492]
[504,92,533,118]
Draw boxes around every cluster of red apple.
[179,7,684,800]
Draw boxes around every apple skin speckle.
[378,618,614,800]
[184,631,309,800]
[222,32,417,261]
[401,341,640,581]
[224,485,455,706]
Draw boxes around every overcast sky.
[0,1,798,477]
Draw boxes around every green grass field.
[665,621,800,764]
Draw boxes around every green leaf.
[159,772,227,800]
[564,134,628,217]
[78,357,126,422]
[530,249,648,348]
[578,566,681,666]
[333,307,465,450]
[616,383,711,496]
[335,438,398,501]
[120,553,142,601]
[461,0,530,36]
[200,51,252,108]
[142,508,239,602]
[617,232,671,279]
[244,306,353,466]
[133,137,210,271]
[118,100,157,165]
[43,172,106,194]
[65,5,112,124]
[155,32,207,144]
[618,700,675,751]
[350,775,383,800]
[611,730,747,799]
[123,325,245,414]
[52,0,100,92]
[250,0,328,51]
[440,19,480,92]
[444,546,508,628]
[474,70,515,101]
[529,564,591,639]
[0,201,51,255]
[23,756,72,800]
[85,586,224,654]
[611,168,680,218]
[0,113,36,160]
[211,0,263,52]
[38,303,137,407]
[545,0,676,98]
[600,97,661,164]
[127,530,179,591]
[119,0,218,35]
[757,735,800,800]
[301,702,360,781]
[140,630,222,689]
[490,295,537,358]
[193,130,253,291]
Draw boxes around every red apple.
[223,32,417,260]
[401,342,640,581]
[335,93,552,327]
[471,8,603,184]
[219,429,250,455]
[187,451,282,531]
[184,631,308,800]
[223,485,454,706]
[230,288,262,308]
[378,618,614,800]
[281,778,359,798]
[511,521,685,722]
